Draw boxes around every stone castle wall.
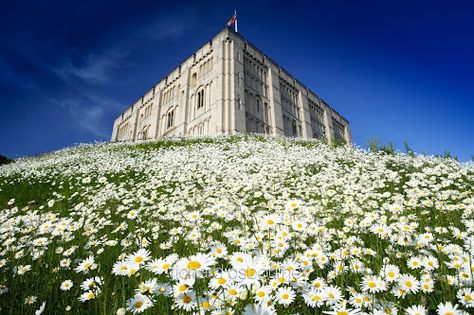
[112,27,352,144]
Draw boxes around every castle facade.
[112,27,351,143]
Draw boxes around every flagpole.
[234,10,238,32]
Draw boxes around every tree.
[0,154,12,165]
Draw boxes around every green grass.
[0,135,473,314]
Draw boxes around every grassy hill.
[0,135,473,314]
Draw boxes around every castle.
[111,27,351,143]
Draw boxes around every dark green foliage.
[403,141,415,157]
[0,154,12,166]
[368,138,380,153]
[380,142,395,155]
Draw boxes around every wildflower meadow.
[0,135,473,315]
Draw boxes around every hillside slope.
[0,135,473,314]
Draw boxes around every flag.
[227,11,237,30]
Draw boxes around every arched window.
[167,109,175,129]
[292,119,297,136]
[191,73,197,87]
[197,89,204,109]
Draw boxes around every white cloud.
[55,48,130,84]
[52,93,123,138]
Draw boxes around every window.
[191,73,197,87]
[167,109,175,129]
[197,90,204,109]
[292,119,297,136]
[256,98,260,112]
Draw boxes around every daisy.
[275,286,295,306]
[457,287,474,308]
[405,305,427,315]
[398,274,420,294]
[173,253,216,279]
[243,303,277,315]
[382,264,400,282]
[349,293,366,309]
[323,302,360,315]
[436,302,462,315]
[254,286,272,304]
[136,278,157,294]
[126,248,151,264]
[112,260,130,276]
[261,214,280,229]
[80,277,102,291]
[324,285,343,305]
[174,293,197,312]
[24,296,37,305]
[16,265,31,275]
[173,279,195,296]
[153,282,172,296]
[127,210,139,220]
[422,256,439,271]
[407,257,423,269]
[126,293,153,314]
[303,288,325,308]
[75,256,96,274]
[209,271,232,290]
[210,242,228,258]
[146,257,175,274]
[60,280,73,291]
[311,277,327,290]
[225,284,243,302]
[361,275,386,293]
[286,199,303,211]
[78,291,96,302]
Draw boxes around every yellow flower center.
[202,301,210,309]
[257,291,265,298]
[388,271,395,277]
[217,278,227,285]
[186,260,201,270]
[134,256,143,263]
[368,281,376,288]
[228,289,238,295]
[182,295,192,303]
[405,281,412,287]
[134,301,144,309]
[245,268,256,277]
[162,263,170,270]
[337,312,349,315]
[266,220,274,225]
[179,284,188,292]
[282,293,289,299]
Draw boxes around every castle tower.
[111,27,352,144]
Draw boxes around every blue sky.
[1,0,473,160]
